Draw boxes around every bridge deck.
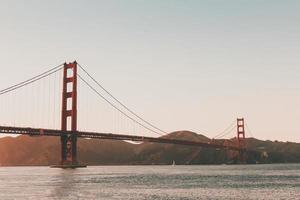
[0,125,243,151]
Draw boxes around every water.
[0,164,299,200]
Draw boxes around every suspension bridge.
[0,61,249,168]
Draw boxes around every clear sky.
[0,0,300,142]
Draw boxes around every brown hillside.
[0,131,299,166]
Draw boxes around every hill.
[0,131,299,166]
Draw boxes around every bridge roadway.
[0,125,243,151]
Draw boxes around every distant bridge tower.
[237,118,245,149]
[56,61,85,168]
[237,118,246,163]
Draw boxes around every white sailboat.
[172,160,176,166]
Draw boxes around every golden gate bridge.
[0,61,249,168]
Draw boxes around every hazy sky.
[0,0,300,142]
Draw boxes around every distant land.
[0,131,299,166]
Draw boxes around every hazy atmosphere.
[1,0,300,142]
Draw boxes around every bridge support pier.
[52,61,86,168]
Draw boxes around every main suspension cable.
[77,73,163,136]
[215,125,236,139]
[213,120,236,139]
[0,64,64,96]
[77,63,167,134]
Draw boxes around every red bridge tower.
[53,61,85,168]
[237,118,246,163]
[237,118,245,149]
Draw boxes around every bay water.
[0,164,299,200]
